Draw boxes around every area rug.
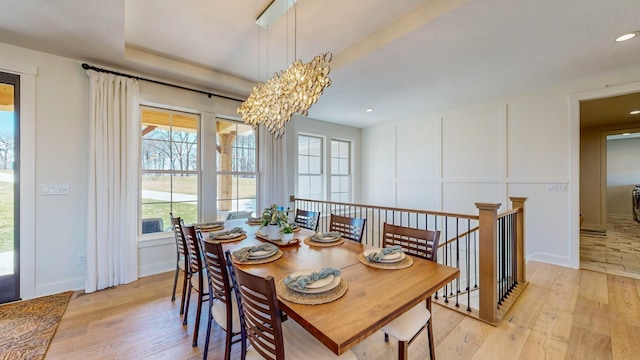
[0,291,73,360]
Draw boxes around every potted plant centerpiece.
[280,223,294,242]
[261,204,289,240]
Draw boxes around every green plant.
[261,204,288,227]
[280,223,293,234]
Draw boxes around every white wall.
[362,68,640,269]
[607,137,640,217]
[0,41,363,299]
[1,42,89,297]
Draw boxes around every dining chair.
[380,223,441,360]
[200,240,242,360]
[329,214,366,243]
[229,262,357,360]
[182,224,209,347]
[293,209,320,231]
[169,213,189,315]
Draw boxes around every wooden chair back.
[201,240,232,318]
[382,223,440,262]
[170,213,187,259]
[231,264,284,360]
[182,224,204,275]
[294,209,320,231]
[329,214,367,243]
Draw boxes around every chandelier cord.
[238,0,332,138]
[293,0,297,60]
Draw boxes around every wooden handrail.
[292,196,480,221]
[438,226,479,249]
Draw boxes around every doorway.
[0,71,20,303]
[578,91,640,279]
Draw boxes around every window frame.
[296,133,354,203]
[139,105,201,236]
[330,139,352,203]
[297,133,325,200]
[214,117,258,221]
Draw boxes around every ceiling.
[0,0,639,128]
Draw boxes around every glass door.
[0,72,20,303]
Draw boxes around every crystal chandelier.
[237,0,332,139]
[238,52,332,138]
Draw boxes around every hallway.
[581,216,640,280]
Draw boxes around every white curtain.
[85,70,140,293]
[259,129,289,211]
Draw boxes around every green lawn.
[141,200,198,232]
[142,175,257,198]
[0,181,14,253]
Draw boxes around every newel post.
[475,202,501,325]
[510,197,528,283]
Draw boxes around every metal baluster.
[466,218,471,312]
[455,218,460,308]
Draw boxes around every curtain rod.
[81,63,245,102]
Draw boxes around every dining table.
[205,218,460,356]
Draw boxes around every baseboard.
[580,229,607,238]
[34,277,84,299]
[607,213,633,220]
[526,253,573,268]
[139,260,174,277]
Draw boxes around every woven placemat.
[303,237,345,247]
[357,253,414,270]
[231,250,283,265]
[245,221,262,226]
[276,278,348,305]
[208,233,247,243]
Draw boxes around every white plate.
[311,234,341,243]
[248,249,277,259]
[363,248,406,263]
[211,232,243,240]
[287,270,341,294]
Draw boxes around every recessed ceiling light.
[630,110,640,115]
[615,32,637,42]
[365,108,374,113]
[622,133,631,136]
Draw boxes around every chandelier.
[237,0,332,139]
[238,52,332,138]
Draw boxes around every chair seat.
[245,316,357,360]
[211,291,241,333]
[381,303,431,341]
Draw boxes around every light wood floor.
[581,216,640,280]
[47,261,640,360]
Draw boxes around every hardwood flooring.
[581,216,640,280]
[47,261,640,359]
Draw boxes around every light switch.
[41,184,70,195]
[547,183,568,191]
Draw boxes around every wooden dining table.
[211,219,460,356]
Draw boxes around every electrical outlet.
[77,254,86,265]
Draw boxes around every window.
[298,135,323,200]
[215,119,257,220]
[140,107,199,234]
[331,140,351,202]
